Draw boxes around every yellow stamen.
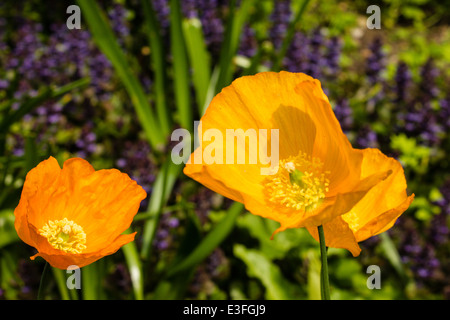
[264,152,330,212]
[39,218,86,254]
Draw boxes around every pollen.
[264,152,330,212]
[39,218,87,254]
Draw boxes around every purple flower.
[153,212,181,252]
[419,58,440,102]
[334,98,353,132]
[394,61,412,104]
[366,37,384,85]
[115,139,156,210]
[108,3,130,41]
[356,125,378,148]
[198,0,225,58]
[439,97,450,130]
[284,31,309,73]
[238,24,258,58]
[182,0,198,19]
[305,28,324,79]
[153,0,170,33]
[323,36,342,77]
[269,0,291,51]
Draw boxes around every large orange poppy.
[14,156,147,269]
[183,71,414,256]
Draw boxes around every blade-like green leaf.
[272,0,311,71]
[170,0,192,131]
[215,0,237,94]
[214,0,256,94]
[122,231,144,300]
[51,77,90,98]
[0,88,51,134]
[379,232,408,282]
[165,202,244,277]
[140,160,182,259]
[24,135,39,172]
[81,259,106,300]
[77,0,165,150]
[52,268,73,300]
[142,0,171,136]
[182,18,211,116]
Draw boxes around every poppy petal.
[14,156,61,247]
[341,148,415,241]
[307,217,361,257]
[30,231,137,270]
[15,156,146,269]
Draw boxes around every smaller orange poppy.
[14,156,147,269]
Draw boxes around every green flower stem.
[37,261,51,300]
[318,225,330,300]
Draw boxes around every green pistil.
[58,231,70,242]
[289,169,305,187]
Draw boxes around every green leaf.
[0,77,89,157]
[306,249,321,300]
[237,213,315,259]
[122,232,144,300]
[390,134,430,174]
[272,0,311,71]
[52,268,74,300]
[182,18,211,116]
[0,250,22,299]
[77,0,165,150]
[81,259,106,300]
[152,270,195,300]
[233,244,299,300]
[0,88,52,135]
[140,160,182,259]
[152,213,202,299]
[0,209,19,248]
[169,0,192,131]
[24,135,39,172]
[165,202,244,277]
[50,77,90,98]
[214,0,256,93]
[142,0,171,136]
[379,232,408,283]
[214,0,237,94]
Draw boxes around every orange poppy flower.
[14,156,147,269]
[183,71,414,255]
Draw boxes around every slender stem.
[37,261,51,300]
[318,225,330,300]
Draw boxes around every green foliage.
[233,244,300,299]
[391,134,431,175]
[0,0,448,301]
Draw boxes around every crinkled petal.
[306,149,414,256]
[342,148,415,242]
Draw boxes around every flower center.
[264,152,330,212]
[39,218,87,254]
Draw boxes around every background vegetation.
[0,0,449,300]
